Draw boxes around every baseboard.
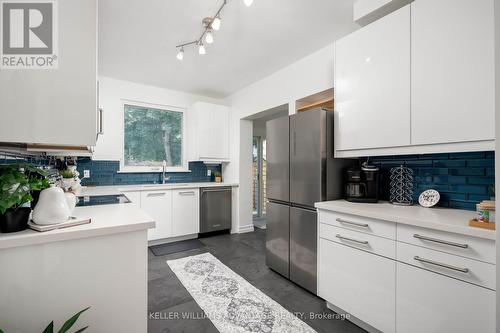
[237,224,255,234]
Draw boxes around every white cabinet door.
[334,5,410,151]
[189,102,230,162]
[140,190,172,241]
[0,0,97,146]
[123,191,141,205]
[172,188,200,237]
[318,239,396,333]
[411,0,495,145]
[396,262,495,333]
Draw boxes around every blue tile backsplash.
[76,158,222,186]
[369,151,495,211]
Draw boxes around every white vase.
[65,192,77,214]
[32,187,71,225]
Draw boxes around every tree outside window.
[123,103,184,169]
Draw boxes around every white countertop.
[0,182,238,250]
[0,203,155,250]
[77,182,239,196]
[315,200,495,240]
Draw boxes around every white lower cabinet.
[318,238,396,333]
[140,190,172,241]
[123,191,141,205]
[396,262,495,333]
[172,189,200,237]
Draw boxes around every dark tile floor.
[148,229,366,333]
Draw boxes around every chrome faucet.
[162,160,170,184]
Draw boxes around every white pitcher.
[32,187,71,225]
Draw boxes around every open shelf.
[295,88,334,113]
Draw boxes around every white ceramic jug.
[32,187,71,225]
[65,192,77,214]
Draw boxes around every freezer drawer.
[200,187,232,233]
[290,206,317,294]
[266,201,290,278]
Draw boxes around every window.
[122,102,186,172]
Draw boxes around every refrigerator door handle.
[293,131,297,156]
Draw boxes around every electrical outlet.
[207,170,211,177]
[83,170,91,178]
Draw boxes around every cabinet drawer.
[319,210,396,239]
[397,242,495,290]
[396,261,495,333]
[397,223,495,264]
[319,238,396,333]
[320,223,396,259]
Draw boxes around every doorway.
[246,104,289,230]
[253,135,267,228]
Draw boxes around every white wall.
[224,43,339,231]
[253,120,267,139]
[94,76,223,161]
[225,44,336,119]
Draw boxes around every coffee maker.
[345,162,380,203]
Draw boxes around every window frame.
[120,99,189,173]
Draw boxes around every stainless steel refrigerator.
[265,108,354,294]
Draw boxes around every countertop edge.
[0,220,155,250]
[315,201,496,241]
[79,183,239,196]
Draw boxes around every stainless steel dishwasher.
[200,187,232,233]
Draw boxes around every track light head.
[205,30,214,44]
[176,47,184,60]
[198,43,206,55]
[212,16,221,31]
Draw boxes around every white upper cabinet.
[0,0,97,147]
[334,5,411,151]
[334,0,495,157]
[188,102,230,163]
[411,0,495,146]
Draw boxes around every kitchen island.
[0,202,154,333]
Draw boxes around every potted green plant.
[0,164,49,233]
[59,169,78,192]
[25,165,50,209]
[213,171,222,183]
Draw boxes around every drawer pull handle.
[336,218,369,228]
[335,234,369,245]
[147,192,166,197]
[413,256,469,273]
[413,234,468,249]
[179,191,196,196]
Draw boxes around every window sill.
[117,169,191,174]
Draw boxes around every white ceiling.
[98,0,358,99]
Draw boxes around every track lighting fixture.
[205,30,214,44]
[175,0,254,60]
[176,47,184,61]
[198,43,206,55]
[212,16,221,31]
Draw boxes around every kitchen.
[0,0,499,332]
